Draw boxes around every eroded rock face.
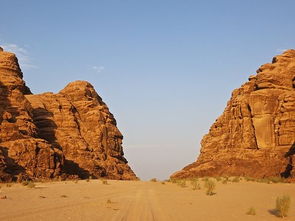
[0,49,136,181]
[172,50,295,179]
[0,50,63,181]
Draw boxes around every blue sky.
[1,0,294,180]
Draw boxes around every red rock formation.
[172,50,295,179]
[0,49,63,181]
[0,48,136,181]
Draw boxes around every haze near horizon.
[0,0,294,180]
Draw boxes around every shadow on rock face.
[281,143,295,178]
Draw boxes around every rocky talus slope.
[172,50,295,179]
[0,48,136,181]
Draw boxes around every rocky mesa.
[172,49,295,179]
[0,47,136,181]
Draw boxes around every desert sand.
[0,179,294,221]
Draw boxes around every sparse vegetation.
[204,179,216,195]
[22,181,29,186]
[275,195,291,218]
[27,182,36,188]
[215,177,222,182]
[231,177,240,183]
[150,178,157,182]
[102,179,108,185]
[22,180,35,188]
[244,176,255,182]
[178,180,187,188]
[161,181,165,185]
[170,178,177,183]
[6,183,12,187]
[202,177,209,182]
[267,177,286,184]
[191,179,201,190]
[222,177,229,184]
[256,178,271,184]
[246,207,256,215]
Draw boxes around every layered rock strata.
[0,48,136,181]
[172,50,295,179]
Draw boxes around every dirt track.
[0,180,294,221]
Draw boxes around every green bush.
[276,195,291,218]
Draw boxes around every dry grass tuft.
[275,195,291,218]
[191,179,201,190]
[246,207,256,215]
[27,182,36,188]
[204,179,216,195]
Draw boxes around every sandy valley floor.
[0,179,294,221]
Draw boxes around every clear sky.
[0,0,294,180]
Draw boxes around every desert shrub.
[191,180,201,190]
[202,177,209,182]
[222,179,228,184]
[191,177,199,182]
[102,180,108,185]
[257,178,271,184]
[215,177,222,182]
[204,179,216,195]
[86,178,90,182]
[170,178,177,183]
[222,176,229,184]
[275,195,291,218]
[231,177,240,183]
[150,178,157,182]
[178,180,187,188]
[22,181,29,186]
[161,181,165,185]
[60,195,67,198]
[6,183,12,187]
[267,177,286,184]
[246,207,256,215]
[27,182,36,188]
[244,176,255,182]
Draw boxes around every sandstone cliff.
[172,50,295,179]
[0,47,136,181]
